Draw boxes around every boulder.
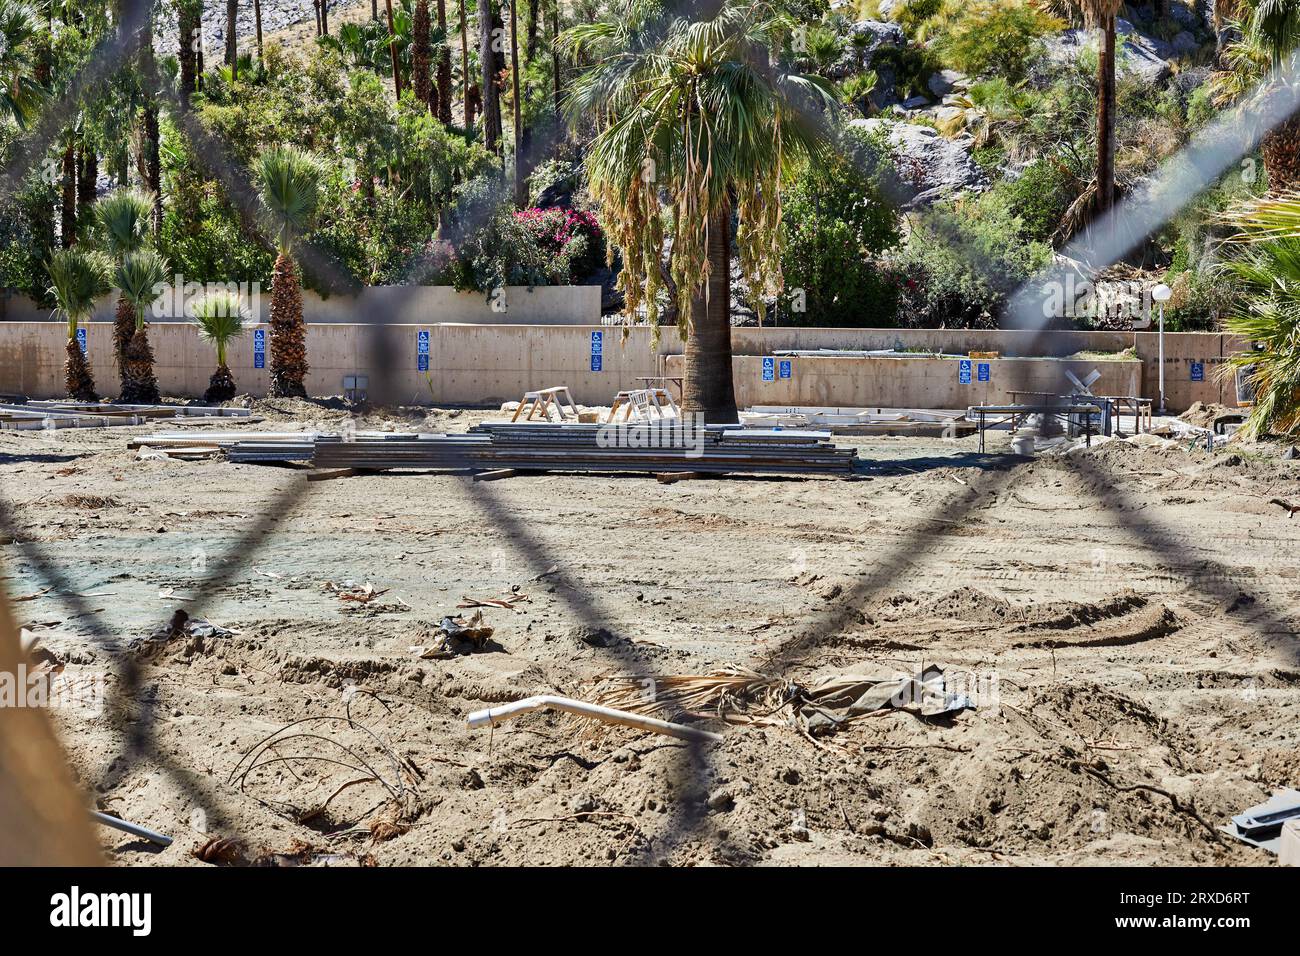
[1171,30,1200,55]
[927,69,968,97]
[852,118,988,208]
[1040,20,1174,87]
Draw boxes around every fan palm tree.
[47,248,111,401]
[1211,0,1300,192]
[1079,0,1123,215]
[1221,195,1300,436]
[478,0,502,153]
[0,0,46,127]
[114,249,169,403]
[255,145,323,398]
[561,0,835,421]
[191,291,248,402]
[93,189,153,386]
[414,0,434,111]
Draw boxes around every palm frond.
[255,145,324,253]
[191,292,249,368]
[113,249,170,328]
[47,247,111,338]
[93,188,154,257]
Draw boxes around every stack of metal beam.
[306,422,856,476]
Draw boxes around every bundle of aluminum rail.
[304,423,856,476]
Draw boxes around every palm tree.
[562,0,835,422]
[0,0,46,127]
[459,0,474,128]
[414,0,434,110]
[191,291,248,402]
[226,0,238,81]
[436,0,453,123]
[255,145,323,398]
[47,248,111,401]
[113,250,169,403]
[1222,194,1300,435]
[1211,0,1300,192]
[93,188,153,388]
[385,0,403,99]
[478,0,502,153]
[1079,0,1123,215]
[510,0,524,205]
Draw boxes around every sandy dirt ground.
[3,398,1299,866]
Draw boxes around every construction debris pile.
[131,422,859,477]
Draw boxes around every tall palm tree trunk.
[1262,114,1300,192]
[510,0,524,206]
[436,0,453,124]
[414,0,434,110]
[460,0,474,129]
[1096,16,1116,214]
[225,0,238,80]
[683,204,738,424]
[268,252,309,398]
[254,0,263,58]
[140,28,163,238]
[76,143,97,223]
[385,0,404,100]
[551,0,560,118]
[179,1,199,107]
[60,143,76,247]
[478,0,502,154]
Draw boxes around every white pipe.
[467,695,723,743]
[1158,302,1166,416]
[91,811,173,847]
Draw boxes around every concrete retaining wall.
[0,317,1245,411]
[664,353,1142,410]
[0,284,602,326]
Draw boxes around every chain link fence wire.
[0,0,1297,864]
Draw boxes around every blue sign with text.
[75,327,86,354]
[417,330,430,370]
[779,359,792,379]
[590,330,603,372]
[959,359,972,385]
[977,362,990,382]
[253,328,265,369]
[762,357,775,382]
[1190,361,1204,382]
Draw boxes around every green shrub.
[777,122,901,325]
[999,159,1079,243]
[932,0,1063,81]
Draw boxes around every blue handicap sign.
[762,357,775,382]
[590,330,603,372]
[1190,361,1204,382]
[254,353,265,369]
[417,329,430,354]
[779,360,792,380]
[75,327,87,354]
[418,354,429,372]
[958,359,972,385]
[253,329,265,368]
[977,362,990,382]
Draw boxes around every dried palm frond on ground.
[591,666,795,727]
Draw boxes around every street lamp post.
[1151,284,1172,416]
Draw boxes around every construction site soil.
[3,397,1297,865]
